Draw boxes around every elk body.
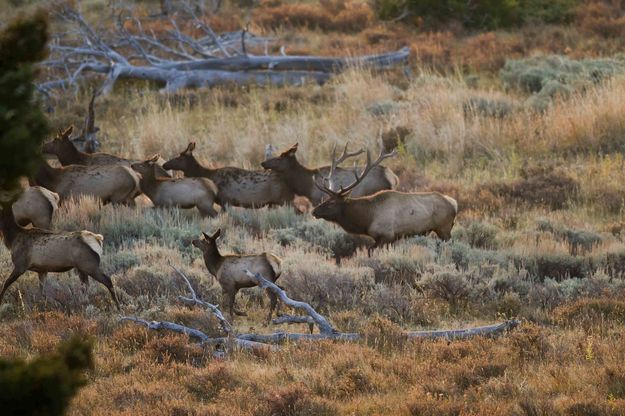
[261,143,399,205]
[312,150,458,254]
[31,161,140,204]
[131,156,218,217]
[192,229,282,322]
[162,142,293,208]
[0,208,119,309]
[12,186,59,229]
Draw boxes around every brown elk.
[312,149,458,255]
[0,207,119,310]
[43,126,172,177]
[162,142,293,208]
[131,156,218,217]
[192,229,282,322]
[12,186,59,229]
[31,161,140,204]
[261,143,399,205]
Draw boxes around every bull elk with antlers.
[192,229,282,323]
[261,143,399,205]
[163,142,293,209]
[312,149,458,255]
[0,207,119,310]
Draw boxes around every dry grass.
[5,1,625,414]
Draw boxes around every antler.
[325,143,365,191]
[316,147,396,197]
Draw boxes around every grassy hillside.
[2,1,625,414]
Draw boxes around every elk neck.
[57,140,87,165]
[136,167,161,198]
[281,159,317,197]
[202,244,224,276]
[334,198,374,235]
[183,155,215,178]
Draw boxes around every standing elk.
[192,229,282,323]
[12,186,59,229]
[311,149,458,255]
[131,156,218,217]
[162,142,294,208]
[261,143,399,205]
[0,207,120,310]
[31,161,140,204]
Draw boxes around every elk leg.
[87,269,120,311]
[37,272,48,298]
[77,270,89,295]
[368,241,380,257]
[265,290,278,325]
[0,267,27,305]
[198,204,218,218]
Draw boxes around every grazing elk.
[312,149,458,255]
[192,229,282,323]
[0,207,120,310]
[43,126,172,177]
[31,161,140,204]
[162,142,293,208]
[131,156,218,217]
[261,143,399,205]
[12,186,59,229]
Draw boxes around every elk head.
[311,147,397,221]
[260,143,298,172]
[130,155,160,176]
[42,126,74,155]
[191,229,221,254]
[162,142,196,171]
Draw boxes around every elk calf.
[163,142,293,208]
[131,156,218,217]
[12,186,59,229]
[0,207,119,310]
[192,229,282,322]
[261,143,399,205]
[312,149,458,254]
[32,161,140,204]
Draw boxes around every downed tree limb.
[40,6,409,94]
[119,316,280,352]
[168,262,232,335]
[405,320,520,340]
[244,269,337,335]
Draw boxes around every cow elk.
[312,149,458,255]
[43,126,172,177]
[12,186,59,229]
[0,207,120,310]
[192,229,282,323]
[31,161,140,204]
[162,142,293,208]
[131,155,218,217]
[261,143,399,205]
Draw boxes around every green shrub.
[0,336,93,416]
[453,222,499,249]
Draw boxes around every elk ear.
[210,229,221,240]
[148,154,160,163]
[188,142,196,152]
[202,232,211,240]
[282,143,298,157]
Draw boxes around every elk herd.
[0,107,458,322]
